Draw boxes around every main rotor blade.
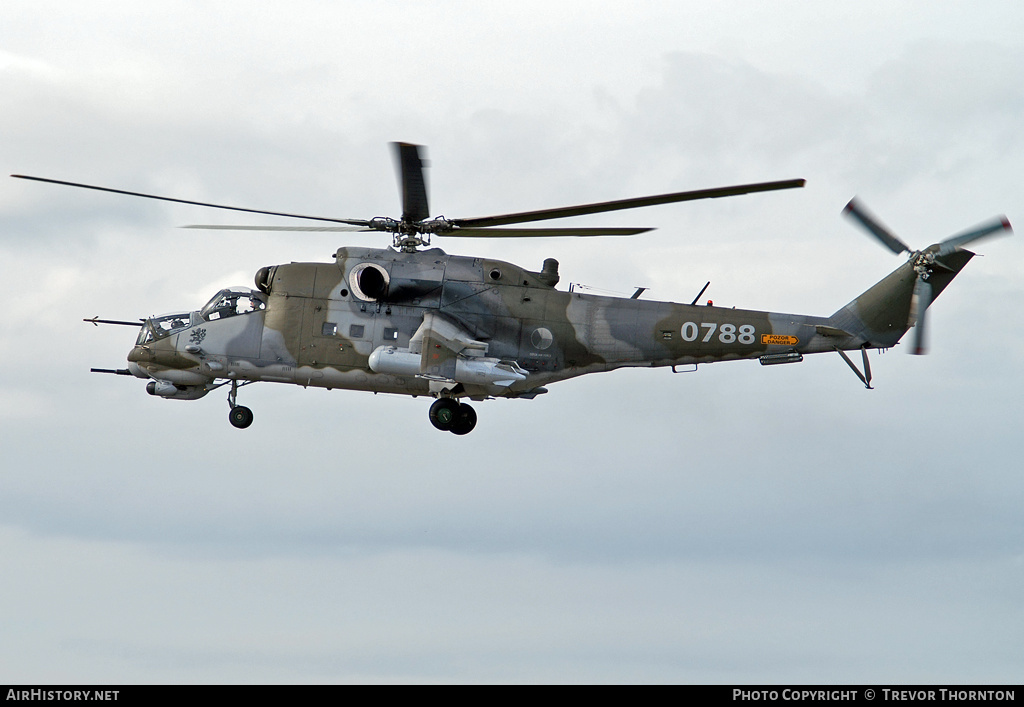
[182,224,373,232]
[908,276,933,355]
[441,226,654,238]
[843,198,911,255]
[937,216,1012,256]
[392,142,430,223]
[10,174,373,227]
[451,179,806,228]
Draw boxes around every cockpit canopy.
[200,287,266,322]
[135,288,267,345]
[136,311,196,344]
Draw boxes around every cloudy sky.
[1,1,1022,684]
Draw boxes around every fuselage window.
[322,322,338,336]
[349,324,365,338]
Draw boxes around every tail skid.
[835,345,873,389]
[817,247,974,389]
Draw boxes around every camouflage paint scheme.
[16,144,999,430]
[124,244,974,412]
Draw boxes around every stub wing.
[410,312,487,379]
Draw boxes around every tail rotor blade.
[909,276,933,355]
[392,142,429,223]
[843,198,911,255]
[937,216,1012,256]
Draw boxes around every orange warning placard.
[761,334,799,346]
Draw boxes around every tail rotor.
[843,198,1012,355]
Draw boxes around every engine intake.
[349,262,390,301]
[254,265,277,294]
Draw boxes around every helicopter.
[12,143,1012,434]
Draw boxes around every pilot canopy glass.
[136,312,196,344]
[200,287,266,322]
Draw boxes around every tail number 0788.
[680,322,756,344]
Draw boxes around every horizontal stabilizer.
[815,325,853,338]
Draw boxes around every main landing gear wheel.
[449,403,477,435]
[429,399,478,434]
[429,398,460,431]
[229,405,254,429]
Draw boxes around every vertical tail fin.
[834,200,1009,353]
[828,248,974,350]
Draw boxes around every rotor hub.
[911,251,935,279]
[365,216,461,251]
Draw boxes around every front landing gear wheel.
[229,405,254,429]
[429,398,460,431]
[449,403,477,435]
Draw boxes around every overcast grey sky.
[1,1,1022,684]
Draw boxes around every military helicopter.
[12,143,1011,434]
